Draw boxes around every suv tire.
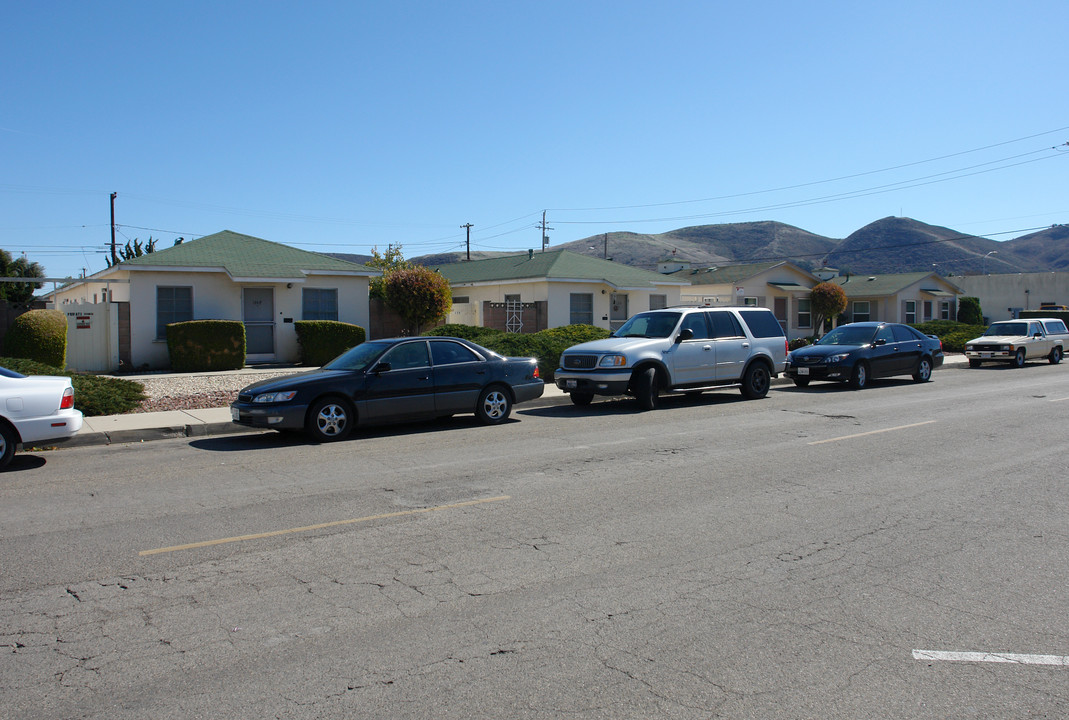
[740,362,771,399]
[634,367,659,411]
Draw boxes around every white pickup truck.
[964,317,1069,368]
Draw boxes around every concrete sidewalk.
[64,354,968,448]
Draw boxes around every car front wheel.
[849,362,869,390]
[306,396,353,442]
[570,392,594,406]
[913,356,933,382]
[634,367,659,411]
[476,385,512,424]
[1012,348,1026,368]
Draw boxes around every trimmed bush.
[0,356,146,417]
[911,320,987,353]
[4,309,68,368]
[294,320,366,366]
[427,323,611,381]
[166,320,246,372]
[957,296,984,325]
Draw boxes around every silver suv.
[555,306,788,410]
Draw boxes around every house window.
[797,299,812,329]
[452,296,469,304]
[853,301,870,323]
[156,286,192,339]
[904,300,916,324]
[940,301,951,320]
[302,288,338,321]
[570,293,593,325]
[650,294,667,310]
[743,297,758,306]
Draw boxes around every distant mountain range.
[365,217,1068,276]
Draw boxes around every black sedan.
[231,337,544,441]
[785,322,943,389]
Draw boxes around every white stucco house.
[434,250,688,333]
[46,231,379,371]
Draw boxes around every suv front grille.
[563,354,598,369]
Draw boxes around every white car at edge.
[0,366,84,469]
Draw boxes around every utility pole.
[537,211,553,253]
[603,233,608,259]
[461,223,473,261]
[110,192,118,266]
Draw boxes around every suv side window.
[738,309,786,338]
[679,312,711,340]
[707,311,744,339]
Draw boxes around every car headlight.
[826,353,851,363]
[253,390,298,403]
[598,354,627,367]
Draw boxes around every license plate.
[798,367,809,376]
[565,379,577,389]
[980,352,993,358]
[231,407,240,421]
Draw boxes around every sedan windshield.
[323,341,392,371]
[984,322,1026,336]
[613,312,681,338]
[817,326,877,346]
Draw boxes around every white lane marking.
[913,649,1069,666]
[808,420,937,445]
[1049,396,1069,402]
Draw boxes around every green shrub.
[427,323,610,381]
[911,320,987,353]
[166,320,246,372]
[4,309,68,367]
[957,297,983,325]
[0,356,145,417]
[294,320,366,366]
[788,337,814,351]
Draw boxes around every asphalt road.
[2,363,1068,718]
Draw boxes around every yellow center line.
[808,420,937,445]
[139,495,510,556]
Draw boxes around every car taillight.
[784,338,789,356]
[533,366,541,379]
[60,387,74,410]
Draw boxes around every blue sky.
[4,1,1068,282]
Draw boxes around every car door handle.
[703,345,712,351]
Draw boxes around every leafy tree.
[810,281,847,334]
[957,296,983,325]
[105,236,158,267]
[383,266,452,334]
[0,249,45,303]
[365,245,411,300]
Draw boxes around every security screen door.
[243,287,275,361]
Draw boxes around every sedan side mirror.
[676,328,694,344]
[373,362,392,374]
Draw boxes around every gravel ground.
[132,369,308,414]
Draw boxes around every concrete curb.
[61,355,968,449]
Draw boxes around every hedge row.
[427,324,611,381]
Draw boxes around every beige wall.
[955,272,1069,322]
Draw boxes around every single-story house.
[834,272,963,325]
[663,261,822,340]
[47,230,379,370]
[435,250,688,332]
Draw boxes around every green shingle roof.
[435,250,687,288]
[667,261,785,285]
[120,230,378,279]
[835,272,952,297]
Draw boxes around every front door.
[243,287,275,362]
[610,293,628,332]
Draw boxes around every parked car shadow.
[775,378,922,394]
[521,389,762,418]
[189,415,523,453]
[1,453,48,472]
